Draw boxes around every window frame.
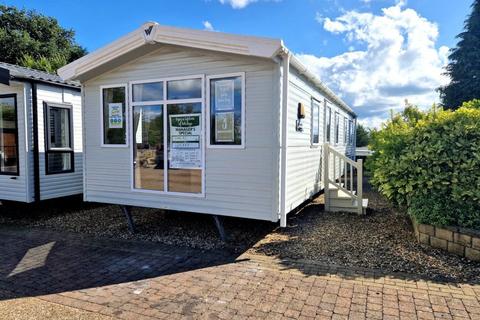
[100,84,129,148]
[325,101,332,143]
[311,98,321,146]
[0,94,19,176]
[44,101,74,175]
[343,116,348,145]
[206,72,246,149]
[129,74,206,198]
[334,111,340,145]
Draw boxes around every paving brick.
[0,227,478,320]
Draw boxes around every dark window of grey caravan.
[103,86,126,145]
[0,94,19,175]
[45,103,74,174]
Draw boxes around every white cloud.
[218,0,280,9]
[219,0,257,9]
[203,21,215,31]
[298,2,449,128]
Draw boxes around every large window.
[344,117,348,144]
[131,76,204,195]
[0,94,18,175]
[349,120,355,145]
[325,105,332,143]
[334,112,340,144]
[207,73,244,148]
[45,102,74,174]
[102,85,127,146]
[311,100,320,145]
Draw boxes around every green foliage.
[19,53,68,74]
[368,102,480,229]
[0,5,86,72]
[356,123,370,147]
[439,0,480,109]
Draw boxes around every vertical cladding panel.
[83,45,277,221]
[285,68,355,212]
[36,84,83,200]
[0,82,29,202]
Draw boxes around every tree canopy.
[0,5,86,73]
[356,123,370,147]
[439,0,480,109]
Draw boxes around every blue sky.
[2,0,473,127]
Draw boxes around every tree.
[356,123,370,147]
[0,5,86,73]
[439,0,480,109]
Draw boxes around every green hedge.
[368,100,480,229]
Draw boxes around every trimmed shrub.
[368,101,480,229]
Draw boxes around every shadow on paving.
[0,226,251,301]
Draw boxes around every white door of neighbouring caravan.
[131,76,204,196]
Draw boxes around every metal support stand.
[120,205,135,234]
[212,215,228,242]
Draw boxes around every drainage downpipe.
[30,81,40,203]
[279,50,290,228]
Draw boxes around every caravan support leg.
[212,215,228,242]
[120,205,135,234]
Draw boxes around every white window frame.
[325,100,332,143]
[100,84,129,148]
[311,98,321,146]
[334,111,340,145]
[343,116,348,145]
[44,102,75,175]
[206,72,246,149]
[129,74,206,198]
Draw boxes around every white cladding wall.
[36,84,83,200]
[0,82,82,203]
[0,82,29,202]
[285,68,355,212]
[83,45,278,221]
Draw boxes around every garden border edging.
[411,218,480,261]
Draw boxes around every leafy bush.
[368,101,480,229]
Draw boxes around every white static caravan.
[0,62,82,203]
[59,22,366,228]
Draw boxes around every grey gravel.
[1,177,479,283]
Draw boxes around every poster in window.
[169,113,201,169]
[214,79,234,111]
[108,103,123,129]
[215,112,234,142]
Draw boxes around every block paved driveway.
[0,227,479,320]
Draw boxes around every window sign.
[169,113,201,169]
[208,74,244,147]
[102,86,126,145]
[215,112,234,142]
[214,79,235,111]
[108,103,123,129]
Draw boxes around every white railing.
[323,143,363,214]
